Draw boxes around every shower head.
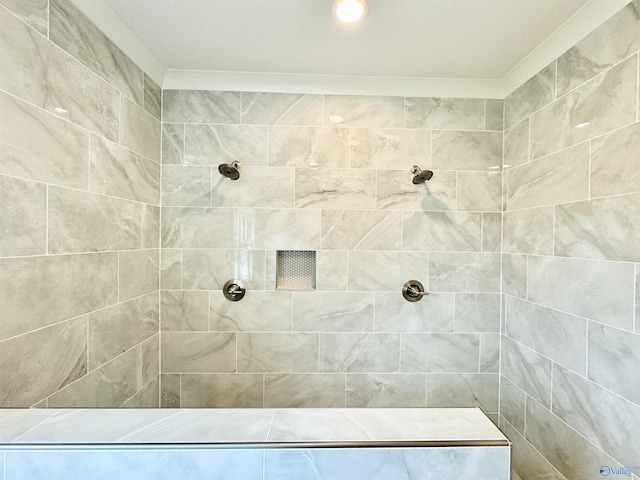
[218,161,241,181]
[411,165,433,184]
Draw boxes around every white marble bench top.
[0,407,508,446]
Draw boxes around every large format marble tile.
[530,56,637,159]
[499,377,525,434]
[376,169,456,211]
[588,322,640,405]
[321,210,401,250]
[182,249,265,290]
[88,293,159,370]
[4,448,264,479]
[121,97,161,162]
[211,290,292,331]
[456,172,502,212]
[48,186,141,253]
[324,95,404,128]
[185,124,268,166]
[180,374,263,408]
[346,373,426,407]
[0,175,46,257]
[141,335,159,385]
[507,143,589,210]
[160,374,180,407]
[0,7,120,139]
[374,292,455,333]
[161,332,236,373]
[454,293,500,333]
[319,333,400,373]
[347,251,430,292]
[555,192,640,262]
[400,333,479,373]
[122,378,159,408]
[292,291,373,332]
[265,446,509,480]
[431,131,502,171]
[161,207,236,248]
[139,205,159,247]
[350,128,431,170]
[163,90,240,124]
[0,316,87,407]
[503,118,529,169]
[162,124,185,165]
[429,252,501,292]
[405,97,484,130]
[236,208,321,250]
[48,345,142,407]
[212,166,294,208]
[552,365,640,467]
[591,122,640,198]
[1,0,48,34]
[527,255,634,330]
[162,165,211,207]
[426,373,499,412]
[237,333,318,373]
[504,61,555,129]
[160,249,182,290]
[503,207,554,255]
[402,211,482,252]
[119,249,159,301]
[50,0,144,104]
[143,74,162,120]
[557,1,640,96]
[485,99,504,131]
[526,397,619,480]
[241,92,323,125]
[91,135,160,204]
[501,336,552,408]
[141,207,159,249]
[480,334,500,373]
[0,253,117,340]
[505,296,587,374]
[482,213,502,252]
[269,127,349,168]
[265,374,345,407]
[0,91,89,189]
[501,421,566,480]
[501,254,527,299]
[316,250,348,291]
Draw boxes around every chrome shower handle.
[402,280,429,302]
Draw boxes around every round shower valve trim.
[223,279,246,302]
[402,280,429,302]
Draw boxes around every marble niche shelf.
[0,407,511,479]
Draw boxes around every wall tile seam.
[119,375,159,408]
[502,335,584,380]
[505,51,639,131]
[525,393,634,471]
[498,415,569,480]
[502,298,628,337]
[0,312,88,345]
[44,337,149,395]
[510,251,637,269]
[45,183,160,208]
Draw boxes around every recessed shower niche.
[276,250,316,291]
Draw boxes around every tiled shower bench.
[0,408,510,479]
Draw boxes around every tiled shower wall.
[499,1,640,479]
[0,0,161,407]
[159,92,504,410]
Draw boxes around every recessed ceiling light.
[333,0,368,23]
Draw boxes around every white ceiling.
[71,0,631,97]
